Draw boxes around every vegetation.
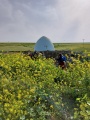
[0,52,90,120]
[54,43,90,52]
[0,43,35,52]
[0,42,90,52]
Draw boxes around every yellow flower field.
[0,53,90,120]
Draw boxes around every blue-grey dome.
[34,36,55,51]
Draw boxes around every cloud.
[55,0,90,42]
[0,0,90,42]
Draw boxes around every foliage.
[0,53,90,120]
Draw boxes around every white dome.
[34,36,55,51]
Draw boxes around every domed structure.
[34,36,55,51]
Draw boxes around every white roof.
[34,36,55,51]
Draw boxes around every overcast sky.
[0,0,90,43]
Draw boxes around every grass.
[0,42,90,52]
[54,43,90,52]
[0,43,35,52]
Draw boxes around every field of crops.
[0,42,90,52]
[0,52,90,120]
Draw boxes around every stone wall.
[25,50,71,59]
[42,50,71,58]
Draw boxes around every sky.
[0,0,90,43]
